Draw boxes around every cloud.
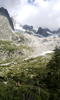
[0,0,60,30]
[0,0,20,9]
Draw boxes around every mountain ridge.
[13,20,60,37]
[0,7,14,40]
[0,7,60,61]
[0,7,14,30]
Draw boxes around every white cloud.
[0,0,60,30]
[54,1,60,10]
[34,0,49,8]
[15,4,38,23]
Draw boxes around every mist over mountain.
[13,20,60,37]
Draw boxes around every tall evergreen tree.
[45,46,60,99]
[47,46,60,73]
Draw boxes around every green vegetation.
[44,46,60,99]
[0,39,32,65]
[0,47,60,100]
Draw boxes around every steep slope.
[0,8,31,63]
[0,7,14,40]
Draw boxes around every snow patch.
[40,51,54,56]
[0,63,10,66]
[47,31,52,34]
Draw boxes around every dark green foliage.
[40,89,50,100]
[0,46,60,100]
[47,46,60,72]
[45,47,60,99]
[0,83,42,100]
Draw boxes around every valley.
[0,7,60,100]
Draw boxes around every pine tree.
[47,46,60,73]
[45,46,60,91]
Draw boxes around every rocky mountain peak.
[0,7,14,30]
[36,27,51,37]
[0,7,14,40]
[57,28,60,33]
[23,25,36,33]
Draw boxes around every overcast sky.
[0,0,60,30]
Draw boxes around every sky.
[0,0,60,30]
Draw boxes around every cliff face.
[0,7,14,40]
[36,27,52,37]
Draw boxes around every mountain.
[36,27,52,37]
[0,7,14,40]
[57,28,60,34]
[22,26,60,37]
[0,7,60,85]
[0,8,60,100]
[23,25,36,33]
[0,7,60,61]
[12,15,60,37]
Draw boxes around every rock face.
[23,25,33,30]
[0,7,14,40]
[36,27,52,37]
[36,27,60,37]
[23,25,36,33]
[57,28,60,33]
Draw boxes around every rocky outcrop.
[57,28,60,33]
[36,27,52,37]
[0,7,14,30]
[23,25,36,33]
[23,25,33,30]
[0,7,14,40]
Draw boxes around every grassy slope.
[0,32,53,77]
[0,32,33,64]
[0,33,53,100]
[0,51,52,77]
[0,51,52,100]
